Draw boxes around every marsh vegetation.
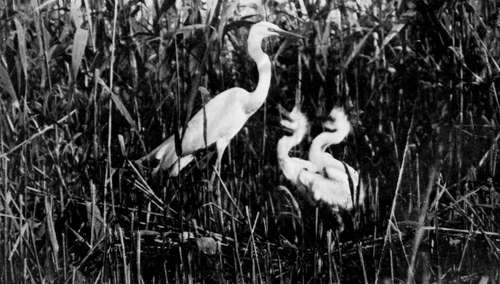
[1,0,499,282]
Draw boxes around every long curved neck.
[277,129,306,160]
[309,131,345,162]
[247,34,272,112]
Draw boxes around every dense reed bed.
[1,0,499,282]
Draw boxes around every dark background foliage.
[1,0,499,282]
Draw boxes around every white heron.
[277,106,318,185]
[306,107,364,209]
[277,106,363,211]
[297,169,361,210]
[139,21,302,176]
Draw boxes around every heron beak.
[277,104,291,119]
[281,125,295,134]
[280,119,297,131]
[272,28,304,39]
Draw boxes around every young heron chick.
[307,107,364,209]
[277,106,362,211]
[277,106,318,185]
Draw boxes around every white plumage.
[307,107,364,209]
[277,106,318,185]
[139,21,301,176]
[277,106,364,211]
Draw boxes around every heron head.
[322,107,349,132]
[249,21,303,40]
[280,106,309,134]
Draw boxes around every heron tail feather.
[168,155,194,176]
[138,135,180,175]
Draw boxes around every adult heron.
[139,21,302,176]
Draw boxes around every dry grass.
[1,0,499,283]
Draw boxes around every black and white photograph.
[1,0,499,282]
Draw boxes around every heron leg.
[209,139,229,185]
[210,139,229,230]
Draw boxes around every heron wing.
[290,157,318,172]
[323,167,350,184]
[323,162,359,189]
[143,87,248,175]
[280,157,317,185]
[180,87,249,155]
[298,170,353,209]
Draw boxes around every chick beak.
[278,104,292,119]
[272,28,304,39]
[282,126,295,134]
[281,118,299,134]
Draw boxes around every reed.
[0,0,499,282]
